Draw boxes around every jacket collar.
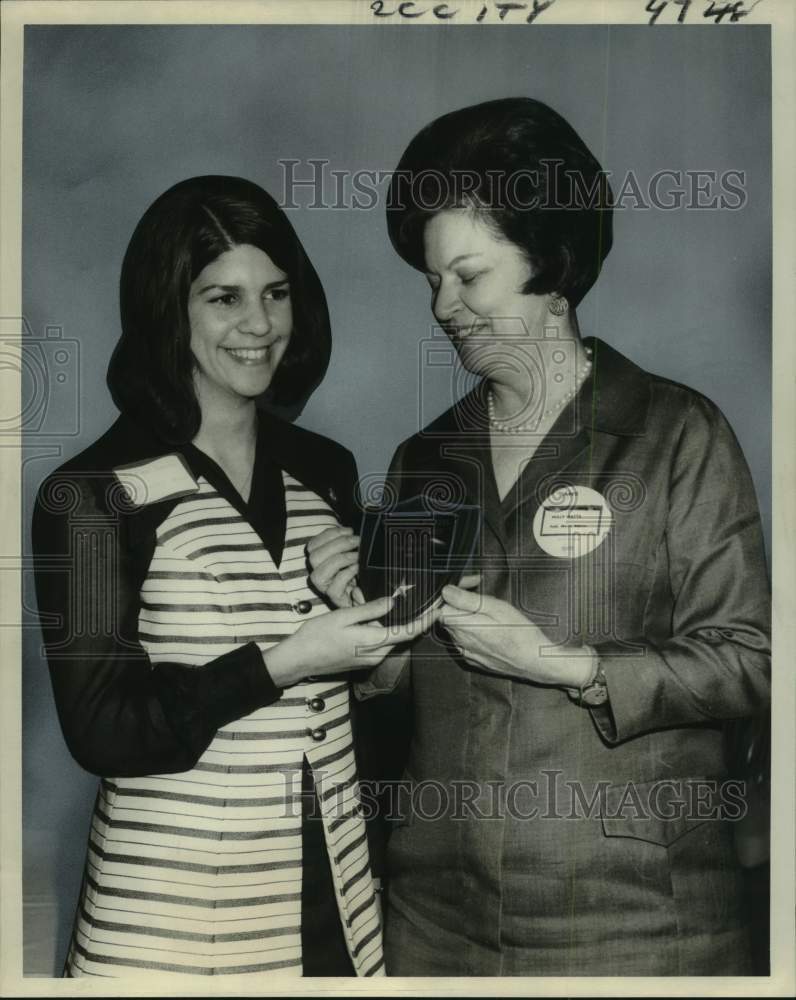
[88,406,347,529]
[407,337,651,539]
[254,408,329,490]
[580,336,651,436]
[91,407,331,481]
[431,336,651,441]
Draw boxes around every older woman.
[31,175,417,978]
[308,99,770,976]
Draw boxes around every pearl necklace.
[487,348,593,434]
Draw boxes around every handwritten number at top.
[703,1,751,21]
[646,0,754,23]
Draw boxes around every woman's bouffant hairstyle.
[108,175,331,444]
[386,98,613,308]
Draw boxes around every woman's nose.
[431,280,461,325]
[239,299,272,336]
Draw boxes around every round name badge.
[532,485,613,558]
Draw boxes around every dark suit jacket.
[377,337,770,976]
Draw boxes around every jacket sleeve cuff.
[588,700,618,743]
[589,639,680,744]
[252,647,285,705]
[590,641,661,744]
[563,648,619,742]
[198,642,283,730]
[353,650,411,701]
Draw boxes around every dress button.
[308,697,326,713]
[295,600,313,615]
[308,727,327,742]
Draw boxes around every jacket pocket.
[599,778,715,847]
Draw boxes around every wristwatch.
[568,662,609,708]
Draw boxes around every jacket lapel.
[500,397,593,523]
[410,385,508,545]
[501,336,652,523]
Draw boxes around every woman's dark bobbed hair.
[108,175,331,444]
[386,97,613,308]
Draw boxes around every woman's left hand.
[307,526,364,608]
[439,584,596,689]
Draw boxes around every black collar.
[67,406,347,567]
[181,421,287,566]
[73,407,340,493]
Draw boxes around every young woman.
[32,175,415,978]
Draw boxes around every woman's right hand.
[307,526,363,608]
[265,596,431,688]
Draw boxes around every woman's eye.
[267,286,290,302]
[211,293,238,306]
[459,273,479,286]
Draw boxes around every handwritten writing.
[645,0,762,24]
[369,0,556,23]
[368,0,762,25]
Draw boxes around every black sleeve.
[32,473,283,778]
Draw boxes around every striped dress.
[65,470,384,978]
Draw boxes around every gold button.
[308,727,327,742]
[308,697,326,713]
[295,600,313,615]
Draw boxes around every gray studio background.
[21,25,771,975]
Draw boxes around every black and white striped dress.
[65,467,384,978]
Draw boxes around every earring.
[548,295,569,317]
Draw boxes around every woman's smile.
[448,321,490,338]
[223,344,277,364]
